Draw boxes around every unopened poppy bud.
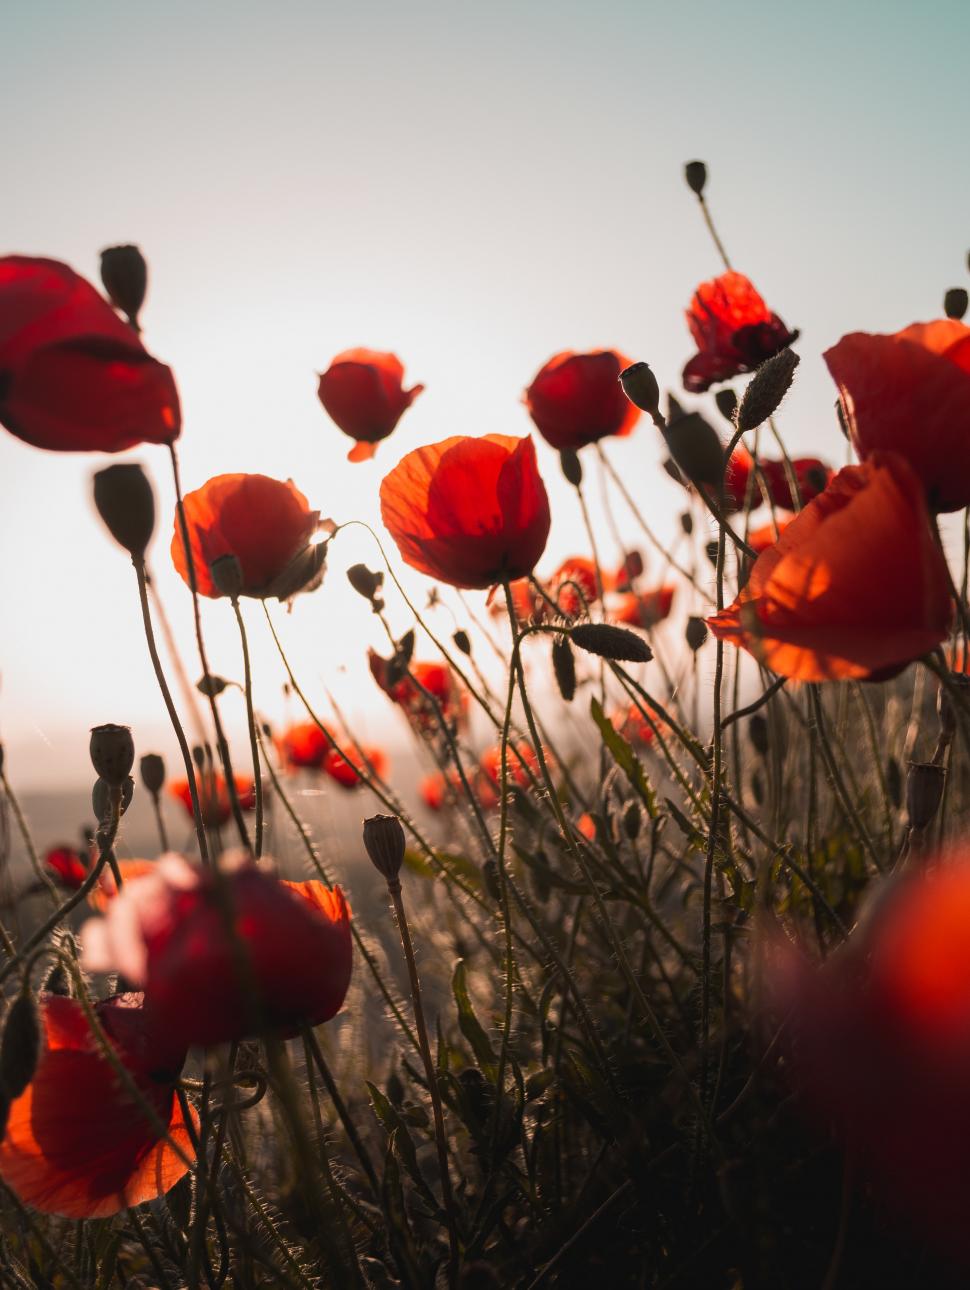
[139,753,165,795]
[736,349,800,432]
[209,554,244,599]
[662,412,725,488]
[552,635,576,702]
[0,989,40,1099]
[197,674,228,697]
[749,714,769,757]
[99,244,147,327]
[714,388,738,423]
[192,745,208,771]
[619,362,661,421]
[686,616,708,652]
[906,761,946,831]
[92,775,134,825]
[363,814,406,884]
[89,724,134,786]
[559,450,583,487]
[623,801,641,840]
[944,287,968,321]
[93,463,155,558]
[680,511,694,536]
[346,563,384,603]
[452,629,471,656]
[571,623,653,663]
[684,160,707,196]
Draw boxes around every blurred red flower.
[613,703,667,748]
[83,855,353,1047]
[759,457,833,510]
[682,271,797,393]
[380,434,550,589]
[369,651,468,731]
[524,350,639,450]
[44,845,89,888]
[170,473,322,599]
[324,741,388,790]
[707,453,952,681]
[419,766,497,812]
[480,741,546,790]
[168,773,256,827]
[824,320,970,512]
[0,256,180,452]
[317,348,424,462]
[499,557,600,626]
[747,516,794,554]
[0,992,194,1218]
[611,586,675,630]
[278,720,334,769]
[720,446,762,512]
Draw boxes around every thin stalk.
[231,597,264,857]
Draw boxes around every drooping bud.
[89,724,134,786]
[619,362,661,421]
[685,616,708,652]
[571,623,652,663]
[735,349,800,432]
[0,988,40,1099]
[680,511,694,536]
[662,412,725,488]
[93,463,155,558]
[559,450,583,487]
[99,244,148,328]
[943,287,968,321]
[552,635,576,702]
[749,714,769,758]
[139,753,165,795]
[346,563,384,605]
[363,814,406,884]
[684,160,707,196]
[197,674,228,697]
[452,629,472,656]
[714,388,738,423]
[906,761,946,831]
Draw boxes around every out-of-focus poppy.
[707,453,952,682]
[317,348,424,462]
[44,845,89,888]
[610,550,645,593]
[498,557,600,626]
[747,516,794,554]
[420,771,449,811]
[759,457,833,510]
[721,446,762,512]
[82,855,352,1048]
[577,813,597,841]
[524,350,639,451]
[0,992,194,1218]
[168,773,256,827]
[0,256,180,453]
[368,652,467,731]
[824,320,970,513]
[419,766,497,812]
[480,741,547,790]
[381,434,551,589]
[613,703,667,748]
[611,586,675,630]
[324,741,388,790]
[170,473,322,599]
[682,271,798,394]
[278,721,333,770]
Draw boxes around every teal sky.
[2,0,968,787]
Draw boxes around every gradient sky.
[2,0,968,787]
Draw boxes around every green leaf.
[590,697,658,818]
[452,960,498,1081]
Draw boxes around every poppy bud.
[92,774,134,825]
[944,287,968,321]
[363,814,406,884]
[552,635,576,702]
[560,450,583,487]
[197,674,228,697]
[346,563,384,604]
[623,801,641,840]
[684,160,707,196]
[705,540,720,565]
[0,989,40,1100]
[906,761,946,832]
[686,616,708,652]
[736,349,800,432]
[209,554,244,599]
[99,244,148,327]
[680,511,694,536]
[452,629,472,656]
[192,745,208,771]
[749,714,769,757]
[89,724,134,787]
[714,388,738,423]
[139,753,165,795]
[619,362,661,421]
[93,463,155,559]
[662,412,725,488]
[571,623,652,663]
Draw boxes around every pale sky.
[1,0,968,787]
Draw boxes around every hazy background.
[2,0,968,806]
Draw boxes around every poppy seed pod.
[139,753,165,795]
[452,629,471,656]
[943,288,968,321]
[99,244,148,327]
[736,349,800,432]
[0,989,40,1099]
[907,762,946,832]
[93,463,155,558]
[684,160,707,196]
[662,412,726,488]
[619,362,662,421]
[559,449,583,487]
[686,616,708,652]
[571,623,653,663]
[89,725,134,787]
[209,554,244,599]
[363,814,406,884]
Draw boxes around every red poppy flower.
[0,256,180,453]
[44,845,89,888]
[824,320,970,512]
[682,271,798,393]
[714,446,764,513]
[524,350,640,451]
[707,453,952,682]
[170,473,322,599]
[613,704,667,748]
[419,767,497,811]
[0,992,194,1218]
[82,855,353,1047]
[420,771,448,811]
[480,741,547,790]
[168,773,256,827]
[317,348,424,462]
[278,720,334,770]
[759,457,833,510]
[611,586,675,630]
[380,434,551,589]
[548,557,600,619]
[324,742,388,790]
[368,652,467,731]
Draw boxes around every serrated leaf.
[452,961,498,1081]
[590,698,658,818]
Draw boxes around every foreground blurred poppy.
[380,434,551,589]
[611,586,675,630]
[824,320,970,512]
[524,350,639,450]
[45,848,156,909]
[747,515,794,554]
[767,853,970,1264]
[0,992,193,1218]
[369,652,467,732]
[170,473,322,599]
[707,453,952,681]
[317,348,424,462]
[682,271,798,393]
[169,773,256,827]
[0,256,180,452]
[83,855,352,1047]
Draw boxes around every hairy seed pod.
[619,362,661,420]
[552,635,576,702]
[209,554,244,598]
[571,623,652,663]
[363,814,406,883]
[736,349,800,432]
